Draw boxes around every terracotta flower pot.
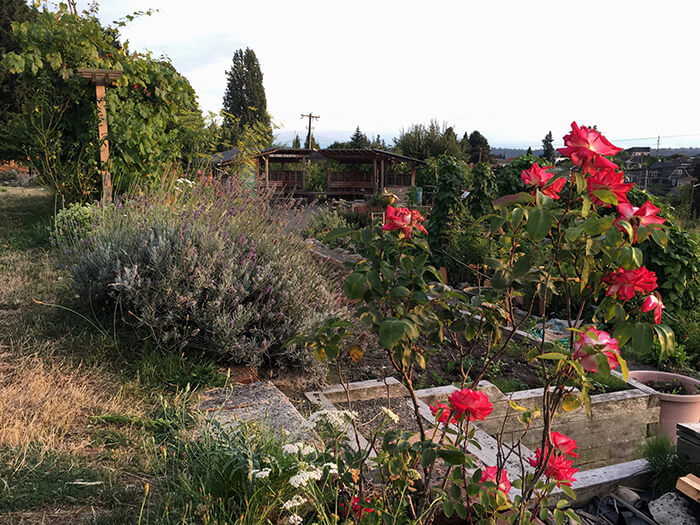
[628,370,700,443]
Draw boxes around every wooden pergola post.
[264,155,270,188]
[411,162,416,186]
[326,158,331,192]
[380,158,385,192]
[372,158,378,192]
[301,155,307,190]
[77,68,122,203]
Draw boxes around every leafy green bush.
[61,176,340,376]
[53,202,98,244]
[302,206,350,247]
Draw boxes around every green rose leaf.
[344,272,366,300]
[493,192,534,210]
[526,206,552,242]
[378,318,406,349]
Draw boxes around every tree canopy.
[1,3,204,203]
[222,48,272,147]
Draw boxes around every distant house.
[623,147,651,169]
[625,157,693,194]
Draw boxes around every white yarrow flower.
[289,467,323,488]
[283,442,315,456]
[323,462,339,475]
[254,468,271,479]
[282,494,307,510]
[288,514,303,525]
[381,407,399,423]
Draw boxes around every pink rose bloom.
[641,293,664,324]
[614,200,665,241]
[521,163,566,199]
[382,205,427,239]
[586,167,634,207]
[573,327,621,373]
[602,267,657,302]
[479,466,511,495]
[557,121,622,174]
[448,388,493,421]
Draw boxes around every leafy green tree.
[467,130,489,163]
[348,126,370,148]
[459,132,471,160]
[494,153,538,196]
[0,0,35,143]
[1,3,202,203]
[394,120,465,160]
[222,47,271,147]
[370,134,387,149]
[542,131,555,161]
[429,155,469,256]
[292,133,301,148]
[304,132,319,150]
[468,161,496,218]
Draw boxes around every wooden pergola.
[250,148,425,198]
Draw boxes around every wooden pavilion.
[250,148,425,198]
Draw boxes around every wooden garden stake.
[77,68,122,203]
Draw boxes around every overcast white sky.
[78,0,700,148]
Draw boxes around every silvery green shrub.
[63,177,340,376]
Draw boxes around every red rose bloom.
[521,163,566,199]
[339,496,374,519]
[614,201,665,241]
[528,448,579,487]
[550,431,579,458]
[586,168,634,207]
[641,293,664,324]
[429,402,456,424]
[447,388,493,421]
[382,205,427,239]
[479,466,511,495]
[602,267,657,302]
[557,121,622,174]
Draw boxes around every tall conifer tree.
[222,47,271,147]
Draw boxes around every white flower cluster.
[250,467,271,480]
[381,407,400,424]
[289,467,323,488]
[405,468,421,480]
[282,494,308,510]
[302,409,357,431]
[288,514,303,525]
[282,442,315,456]
[322,462,338,475]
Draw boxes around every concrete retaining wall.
[415,381,659,470]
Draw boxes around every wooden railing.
[267,170,304,189]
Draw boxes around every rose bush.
[293,121,672,523]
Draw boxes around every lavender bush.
[61,176,340,375]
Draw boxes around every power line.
[300,113,319,149]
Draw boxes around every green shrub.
[53,202,98,244]
[62,177,340,376]
[643,436,687,496]
[302,206,350,247]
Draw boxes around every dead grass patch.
[0,346,140,457]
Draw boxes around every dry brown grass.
[0,346,136,455]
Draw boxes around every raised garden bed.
[305,376,657,505]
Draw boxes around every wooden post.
[301,156,306,190]
[95,83,112,202]
[380,159,385,192]
[281,160,286,187]
[372,158,378,192]
[326,159,331,194]
[411,162,416,186]
[264,156,269,188]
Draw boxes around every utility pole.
[300,113,319,149]
[656,135,660,155]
